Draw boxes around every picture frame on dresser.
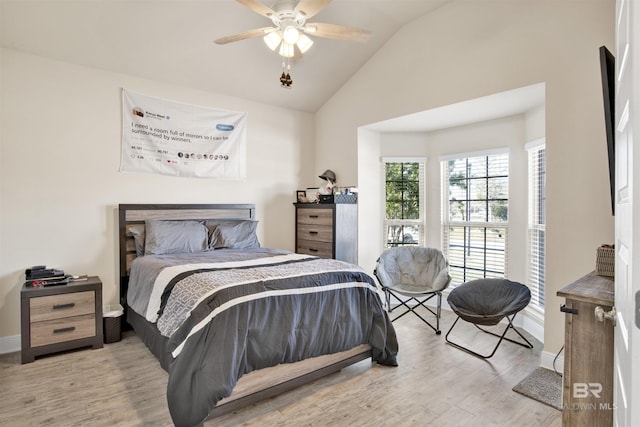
[305,188,320,203]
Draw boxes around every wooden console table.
[557,271,614,426]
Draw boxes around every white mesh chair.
[374,246,452,334]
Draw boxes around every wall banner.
[120,89,246,179]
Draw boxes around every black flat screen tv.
[599,45,615,215]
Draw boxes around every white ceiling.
[0,0,451,113]
[365,82,546,133]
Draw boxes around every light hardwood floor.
[0,310,562,426]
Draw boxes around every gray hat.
[319,169,336,182]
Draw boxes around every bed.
[118,204,398,427]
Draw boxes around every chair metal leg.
[445,313,533,359]
[472,319,534,350]
[435,292,442,335]
[384,288,442,334]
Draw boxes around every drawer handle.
[309,231,318,235]
[309,215,319,218]
[53,303,75,310]
[53,326,76,334]
[560,304,578,315]
[309,248,319,252]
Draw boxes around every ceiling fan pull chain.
[280,58,293,88]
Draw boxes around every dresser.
[294,203,357,264]
[557,271,615,426]
[21,276,103,363]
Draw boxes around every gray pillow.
[209,220,260,249]
[127,224,146,257]
[144,219,209,255]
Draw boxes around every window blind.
[527,144,546,310]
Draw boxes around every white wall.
[317,0,615,356]
[0,49,314,341]
[356,128,383,278]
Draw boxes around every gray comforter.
[127,248,398,427]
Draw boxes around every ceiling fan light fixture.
[263,31,282,51]
[278,42,295,58]
[216,0,372,88]
[296,33,314,54]
[282,25,300,44]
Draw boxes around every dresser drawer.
[30,314,96,347]
[29,291,95,322]
[297,239,333,259]
[297,223,333,243]
[297,208,333,226]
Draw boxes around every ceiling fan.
[214,0,372,87]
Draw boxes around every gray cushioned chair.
[445,278,534,359]
[374,246,451,334]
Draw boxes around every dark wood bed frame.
[118,203,372,419]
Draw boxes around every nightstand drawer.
[29,291,95,322]
[297,208,334,226]
[297,224,333,242]
[297,239,333,259]
[30,314,96,347]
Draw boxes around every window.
[441,151,509,285]
[383,159,425,248]
[527,141,546,310]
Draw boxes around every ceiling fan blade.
[295,0,332,19]
[214,27,276,45]
[305,22,371,43]
[235,0,275,18]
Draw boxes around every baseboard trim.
[513,309,544,344]
[0,334,21,355]
[540,349,564,374]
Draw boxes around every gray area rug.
[512,367,562,410]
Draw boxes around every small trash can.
[103,304,124,344]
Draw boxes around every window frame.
[440,149,510,286]
[382,157,426,249]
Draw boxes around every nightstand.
[21,276,103,363]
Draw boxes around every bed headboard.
[118,203,256,306]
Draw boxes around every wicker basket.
[595,245,615,277]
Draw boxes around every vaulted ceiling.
[1,0,451,113]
